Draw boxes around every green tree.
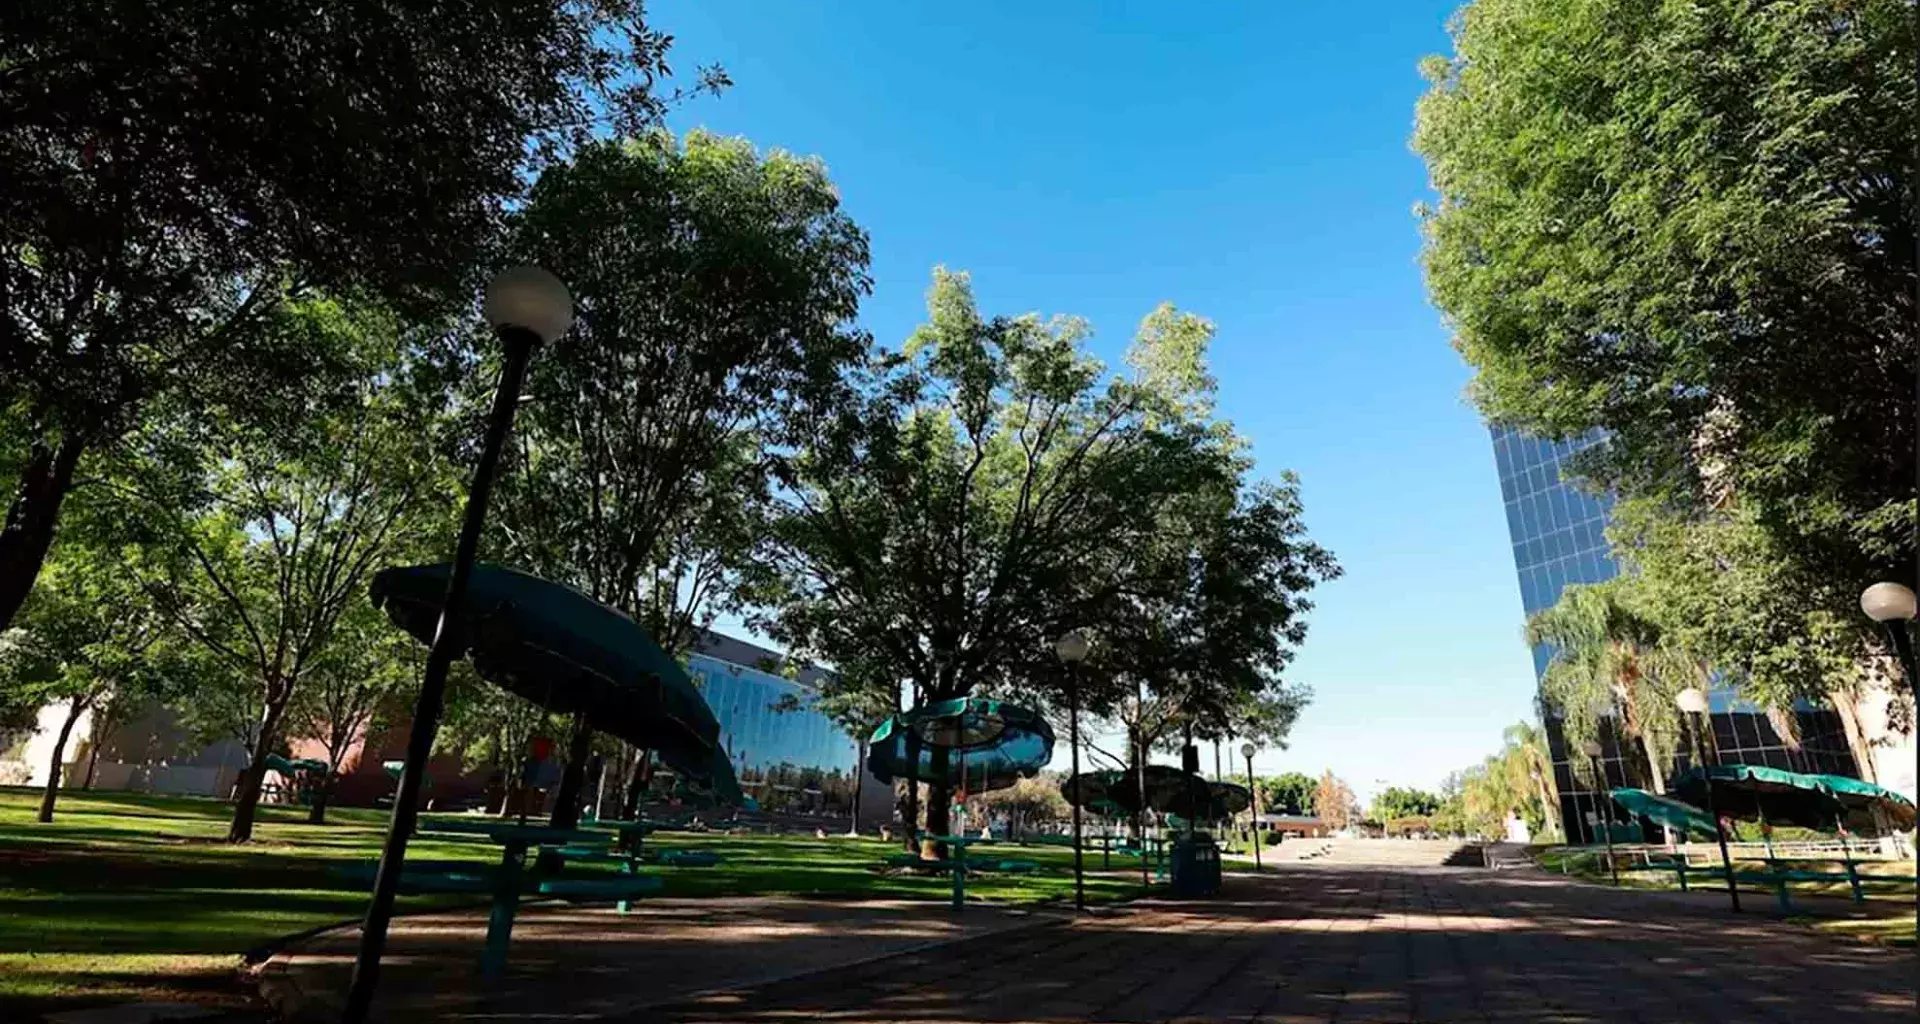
[1606,497,1910,777]
[0,540,165,822]
[1259,771,1318,816]
[759,269,1327,840]
[139,316,445,842]
[493,130,870,828]
[1450,721,1561,840]
[1416,0,1917,680]
[1503,719,1562,841]
[291,600,420,824]
[1371,786,1441,821]
[0,0,715,634]
[977,773,1069,840]
[1526,579,1697,793]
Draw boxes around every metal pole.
[1136,722,1149,891]
[1694,710,1741,913]
[1879,621,1918,699]
[1245,751,1261,872]
[1590,755,1618,886]
[1067,664,1085,911]
[342,328,538,1024]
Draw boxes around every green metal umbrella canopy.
[1668,764,1916,836]
[866,697,1055,793]
[370,562,751,809]
[1608,787,1719,840]
[1064,765,1239,818]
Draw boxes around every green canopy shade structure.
[1064,765,1232,817]
[1608,788,1718,840]
[266,753,331,775]
[371,562,751,809]
[1668,764,1916,836]
[1209,781,1254,817]
[866,697,1055,793]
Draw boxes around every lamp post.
[1580,738,1618,886]
[1053,629,1091,911]
[1241,742,1261,872]
[1677,686,1739,913]
[1860,583,1918,697]
[1859,582,1917,875]
[341,267,572,1024]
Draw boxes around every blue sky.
[657,0,1531,801]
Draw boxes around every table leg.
[951,843,966,910]
[618,857,638,914]
[481,840,525,978]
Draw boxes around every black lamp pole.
[341,270,563,1024]
[1587,753,1618,886]
[1243,747,1261,872]
[1690,709,1741,914]
[1876,620,1918,699]
[1066,661,1084,911]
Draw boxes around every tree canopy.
[0,0,714,633]
[1417,0,1917,678]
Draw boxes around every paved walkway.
[633,867,1916,1024]
[256,896,1054,1023]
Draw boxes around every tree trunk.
[1638,733,1667,795]
[901,726,922,852]
[849,738,866,835]
[1827,684,1880,784]
[37,697,87,823]
[0,434,86,634]
[307,780,331,824]
[1531,769,1561,841]
[620,747,652,821]
[227,696,290,843]
[925,744,952,858]
[548,714,595,831]
[81,733,103,791]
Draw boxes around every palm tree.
[1503,720,1561,841]
[1527,580,1695,794]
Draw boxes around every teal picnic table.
[924,833,997,909]
[419,819,616,976]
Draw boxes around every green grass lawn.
[0,787,1149,1016]
[1534,846,1917,946]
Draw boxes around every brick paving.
[256,896,1052,1023]
[631,866,1918,1024]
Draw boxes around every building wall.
[1489,426,1866,841]
[8,627,889,823]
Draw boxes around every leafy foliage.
[1371,786,1441,821]
[1526,578,1696,793]
[496,131,869,642]
[1258,771,1317,816]
[1416,0,1917,678]
[133,309,450,840]
[0,0,712,632]
[1313,771,1359,832]
[1443,721,1560,840]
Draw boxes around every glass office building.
[1489,425,1856,842]
[686,631,864,815]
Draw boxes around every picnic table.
[417,819,657,975]
[922,833,998,909]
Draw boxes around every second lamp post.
[1053,629,1091,911]
[1241,742,1261,871]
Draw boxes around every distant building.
[1488,426,1873,841]
[5,626,889,825]
[1260,813,1328,838]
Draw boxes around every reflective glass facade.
[686,633,862,815]
[1489,426,1856,842]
